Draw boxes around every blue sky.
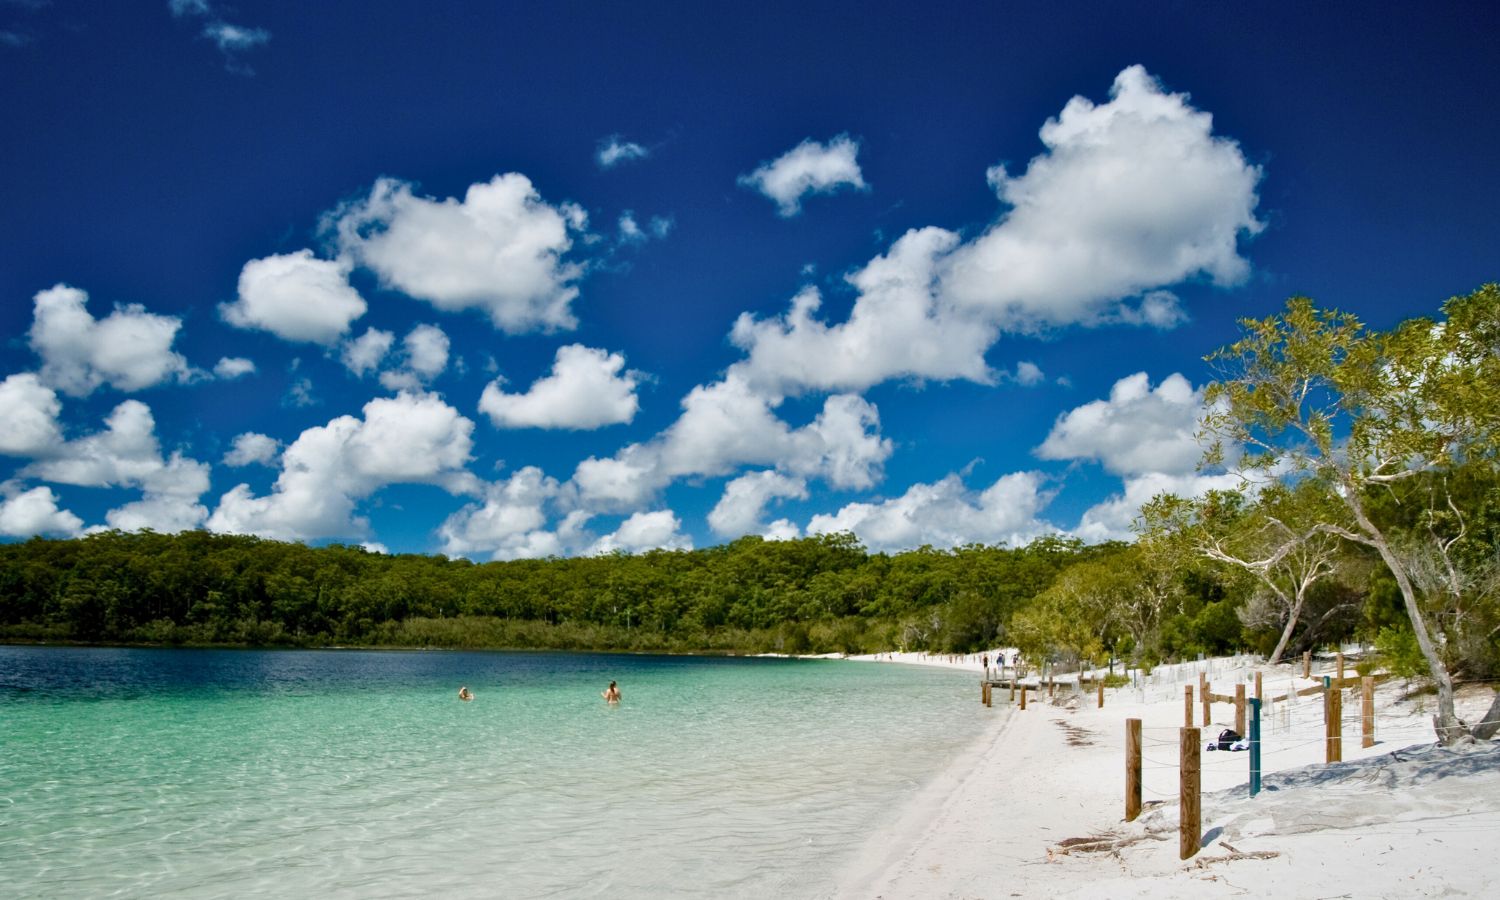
[1,1,1496,558]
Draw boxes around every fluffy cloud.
[379,324,451,391]
[208,391,478,541]
[28,284,190,396]
[1106,290,1189,330]
[213,357,256,379]
[221,250,367,345]
[739,134,867,216]
[1012,361,1045,386]
[597,136,649,169]
[589,510,692,555]
[480,344,639,430]
[0,483,82,538]
[1072,470,1244,543]
[729,228,995,395]
[328,174,587,333]
[341,327,394,377]
[403,324,450,378]
[1034,370,1244,542]
[708,470,808,537]
[726,66,1260,399]
[807,471,1056,553]
[939,65,1262,330]
[438,467,562,559]
[571,376,891,510]
[20,399,211,533]
[1035,372,1208,476]
[100,456,213,534]
[223,432,280,467]
[0,373,63,457]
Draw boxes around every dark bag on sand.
[1216,728,1242,751]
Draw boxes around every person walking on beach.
[602,681,620,704]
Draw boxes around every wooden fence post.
[1324,679,1343,763]
[1201,679,1212,727]
[1020,684,1027,710]
[1049,675,1055,698]
[1184,685,1193,727]
[1098,678,1105,709]
[1303,650,1311,680]
[1362,676,1375,749]
[1235,683,1246,736]
[1337,651,1345,686]
[1254,671,1263,701]
[1180,727,1201,860]
[1126,718,1142,822]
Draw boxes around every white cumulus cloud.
[1072,470,1245,543]
[213,357,256,379]
[725,66,1261,399]
[0,373,64,457]
[739,134,867,216]
[1035,372,1209,477]
[589,509,692,555]
[28,284,190,397]
[0,482,83,538]
[939,65,1263,330]
[328,174,587,333]
[729,227,994,396]
[708,470,808,537]
[19,399,211,533]
[341,327,394,377]
[807,471,1056,553]
[221,250,367,345]
[480,344,640,430]
[208,391,478,541]
[570,376,891,511]
[1034,370,1245,542]
[438,466,562,559]
[379,324,451,391]
[223,432,281,467]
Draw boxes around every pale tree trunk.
[1340,477,1469,744]
[1374,539,1466,743]
[1474,690,1500,741]
[1267,590,1306,666]
[1346,515,1466,742]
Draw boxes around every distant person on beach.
[458,686,473,701]
[602,681,620,703]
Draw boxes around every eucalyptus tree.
[1203,284,1500,744]
[1141,482,1346,665]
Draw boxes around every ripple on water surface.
[0,646,986,898]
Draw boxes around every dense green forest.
[3,286,1499,741]
[0,528,1121,655]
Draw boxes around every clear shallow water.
[0,646,986,898]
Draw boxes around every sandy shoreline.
[830,653,1500,899]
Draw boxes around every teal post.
[1248,697,1262,797]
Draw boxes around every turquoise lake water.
[0,646,987,898]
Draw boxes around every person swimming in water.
[458,686,473,701]
[602,681,620,703]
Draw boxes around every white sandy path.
[830,654,1500,899]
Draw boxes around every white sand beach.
[834,653,1500,899]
